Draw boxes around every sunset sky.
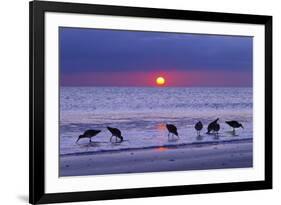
[60,27,253,87]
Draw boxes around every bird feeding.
[107,126,124,143]
[225,120,244,135]
[166,124,179,140]
[76,129,101,143]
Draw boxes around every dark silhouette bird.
[207,118,219,134]
[213,123,220,137]
[225,120,244,135]
[195,121,203,136]
[76,129,101,143]
[107,126,124,143]
[166,124,179,139]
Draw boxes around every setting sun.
[156,76,165,86]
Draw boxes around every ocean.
[60,87,253,156]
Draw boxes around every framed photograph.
[29,0,272,204]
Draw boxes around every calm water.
[60,87,253,155]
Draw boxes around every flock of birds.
[76,119,244,144]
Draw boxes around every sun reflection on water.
[155,147,169,152]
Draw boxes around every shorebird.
[76,129,101,143]
[225,120,244,135]
[207,118,219,134]
[166,124,179,139]
[213,123,220,137]
[194,121,203,136]
[107,126,124,143]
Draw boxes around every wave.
[60,137,252,157]
[60,87,253,114]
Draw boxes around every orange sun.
[156,76,165,86]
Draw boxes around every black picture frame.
[29,0,272,204]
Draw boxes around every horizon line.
[60,85,253,88]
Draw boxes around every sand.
[60,141,252,177]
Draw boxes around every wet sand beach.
[60,140,252,177]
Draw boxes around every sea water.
[60,87,252,156]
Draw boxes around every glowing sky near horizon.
[60,27,253,87]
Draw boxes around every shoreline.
[60,140,253,177]
[60,137,252,157]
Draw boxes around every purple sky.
[60,27,253,87]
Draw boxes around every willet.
[107,126,124,143]
[76,129,101,143]
[225,120,244,135]
[207,118,219,134]
[195,121,203,136]
[166,124,179,139]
